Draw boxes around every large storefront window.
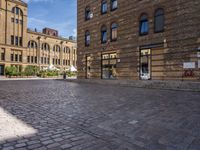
[140,49,151,80]
[102,53,117,79]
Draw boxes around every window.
[11,18,14,23]
[15,36,18,46]
[16,19,19,24]
[1,52,5,61]
[101,0,107,14]
[42,43,50,51]
[19,37,22,46]
[12,7,23,16]
[53,45,60,52]
[85,6,92,21]
[101,25,107,43]
[139,14,149,35]
[31,56,34,63]
[102,53,117,79]
[154,8,164,33]
[55,59,58,65]
[16,7,19,15]
[41,57,43,64]
[53,58,55,65]
[27,56,30,63]
[15,54,18,61]
[111,0,118,11]
[35,57,37,63]
[11,54,14,61]
[28,41,37,49]
[111,23,118,41]
[85,30,90,46]
[11,36,14,45]
[19,55,22,62]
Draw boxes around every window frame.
[110,0,118,11]
[139,13,149,36]
[154,8,165,33]
[85,6,91,21]
[85,30,90,47]
[101,0,108,14]
[110,23,118,42]
[101,25,107,44]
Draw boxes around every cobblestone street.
[0,80,200,150]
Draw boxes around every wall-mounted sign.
[198,60,200,68]
[183,62,195,69]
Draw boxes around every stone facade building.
[77,0,200,81]
[0,0,77,75]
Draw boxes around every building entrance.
[0,65,5,75]
[140,49,151,80]
[86,56,92,79]
[101,53,117,79]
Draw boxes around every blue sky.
[23,0,77,38]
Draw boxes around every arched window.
[139,13,148,35]
[85,30,90,46]
[154,8,164,33]
[85,6,92,21]
[63,47,70,53]
[101,25,107,43]
[41,43,50,51]
[12,7,23,16]
[53,45,61,52]
[101,0,107,14]
[28,41,37,49]
[111,0,118,11]
[111,23,118,41]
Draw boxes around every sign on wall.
[183,62,196,69]
[198,60,200,68]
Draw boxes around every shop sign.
[183,62,195,69]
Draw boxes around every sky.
[23,0,77,38]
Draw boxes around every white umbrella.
[70,65,77,72]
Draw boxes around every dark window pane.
[155,9,164,32]
[15,54,18,61]
[102,1,107,14]
[111,0,118,10]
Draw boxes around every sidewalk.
[62,79,200,92]
[0,76,62,81]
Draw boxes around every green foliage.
[24,66,38,76]
[5,66,18,77]
[66,71,77,77]
[37,70,59,78]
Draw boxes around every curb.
[60,79,200,92]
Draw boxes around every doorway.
[101,53,117,79]
[86,56,92,79]
[140,49,151,80]
[0,65,5,76]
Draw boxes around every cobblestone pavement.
[0,80,200,150]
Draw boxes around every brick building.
[77,0,200,81]
[0,0,77,75]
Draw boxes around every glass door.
[140,49,151,80]
[102,53,117,79]
[0,65,4,75]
